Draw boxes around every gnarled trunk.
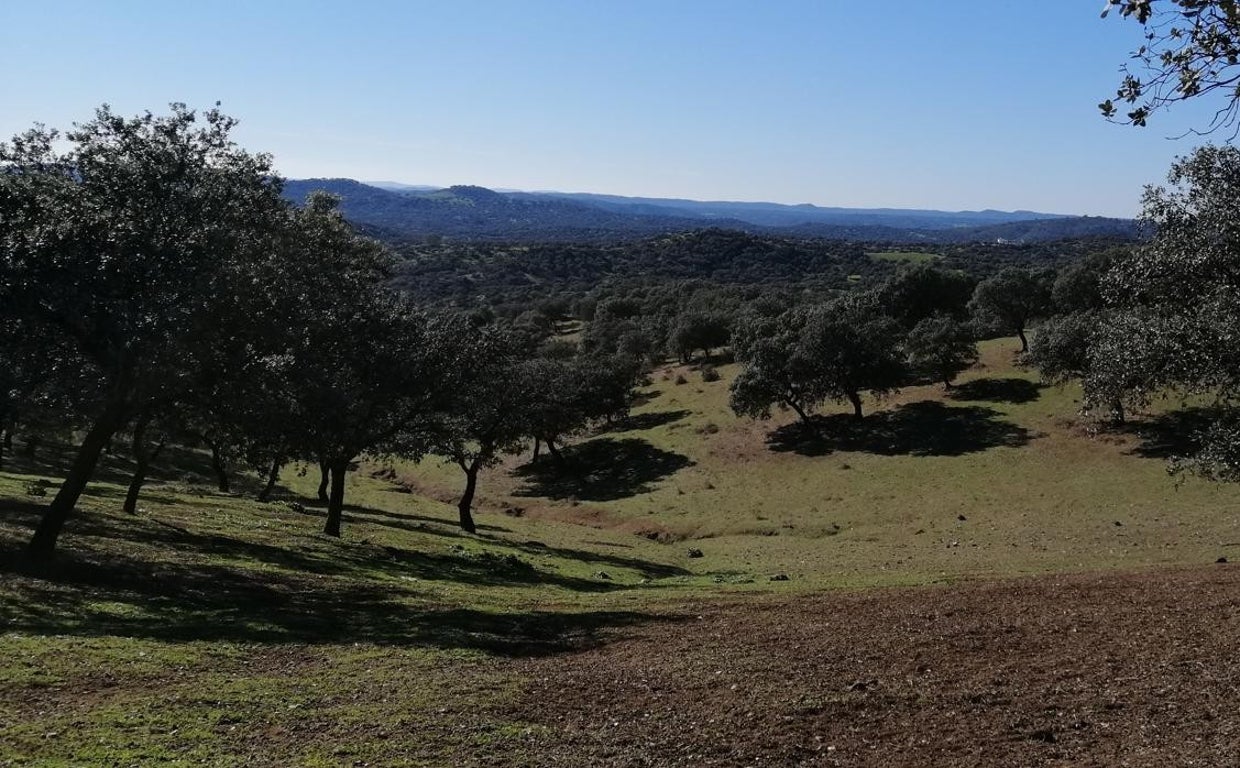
[457,461,479,534]
[1017,326,1029,353]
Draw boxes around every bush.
[700,364,721,382]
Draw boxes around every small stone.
[769,573,790,582]
[1217,556,1229,564]
[957,514,967,522]
[1114,520,1123,527]
[596,571,612,580]
[687,548,704,558]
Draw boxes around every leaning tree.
[0,104,291,562]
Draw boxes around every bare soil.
[508,565,1240,767]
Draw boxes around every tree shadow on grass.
[767,401,1032,457]
[0,505,689,654]
[1126,406,1219,459]
[512,438,693,501]
[0,552,682,655]
[948,377,1045,404]
[596,409,692,434]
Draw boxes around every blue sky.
[0,1,1223,217]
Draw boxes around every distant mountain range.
[282,179,1138,244]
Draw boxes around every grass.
[867,250,942,263]
[3,336,1238,763]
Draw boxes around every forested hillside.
[284,179,1140,244]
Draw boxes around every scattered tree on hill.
[879,264,975,329]
[667,312,731,363]
[906,314,979,389]
[798,296,906,419]
[730,311,826,426]
[968,267,1054,352]
[431,326,532,534]
[731,296,905,424]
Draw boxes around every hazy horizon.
[2,1,1226,218]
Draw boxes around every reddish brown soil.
[509,566,1240,767]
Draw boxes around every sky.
[0,1,1225,217]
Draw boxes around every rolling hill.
[285,179,1139,244]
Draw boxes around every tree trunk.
[532,437,541,461]
[123,414,156,515]
[208,441,230,493]
[317,459,330,502]
[23,435,40,459]
[26,402,127,562]
[458,462,479,534]
[1017,327,1029,353]
[0,426,5,471]
[1110,398,1126,425]
[544,438,566,469]
[258,457,281,502]
[787,399,812,426]
[323,459,348,537]
[847,391,864,420]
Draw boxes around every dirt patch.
[509,566,1240,767]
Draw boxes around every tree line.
[0,105,641,564]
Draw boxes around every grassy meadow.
[2,336,1237,764]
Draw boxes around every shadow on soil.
[1127,406,1218,459]
[948,377,1045,404]
[512,437,693,501]
[0,500,688,654]
[768,401,1032,457]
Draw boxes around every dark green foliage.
[0,104,290,559]
[1088,146,1240,459]
[1029,312,1099,386]
[907,314,979,388]
[799,295,906,419]
[668,313,731,363]
[730,295,906,423]
[1052,250,1119,314]
[968,267,1055,352]
[879,264,976,329]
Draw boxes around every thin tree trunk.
[26,402,127,562]
[1111,398,1126,425]
[457,461,479,534]
[1017,327,1029,353]
[123,414,154,515]
[847,391,864,420]
[787,399,812,426]
[208,441,230,493]
[323,459,348,537]
[23,435,39,459]
[317,459,330,502]
[258,457,281,502]
[532,437,541,462]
